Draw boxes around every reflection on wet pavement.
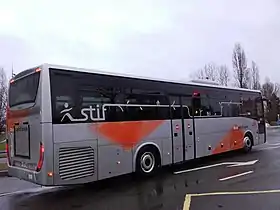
[2,131,280,210]
[7,171,202,210]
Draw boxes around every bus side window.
[221,104,231,117]
[169,96,182,119]
[123,89,170,121]
[79,87,125,122]
[181,96,192,119]
[192,97,201,116]
[50,71,76,124]
[200,96,212,116]
[231,104,241,117]
[198,93,223,117]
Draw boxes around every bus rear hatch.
[7,67,42,172]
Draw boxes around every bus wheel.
[243,134,253,153]
[136,146,160,176]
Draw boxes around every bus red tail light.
[36,142,44,172]
[6,142,11,165]
[35,68,41,72]
[193,91,200,97]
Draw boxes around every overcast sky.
[0,0,279,84]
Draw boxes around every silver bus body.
[6,64,266,186]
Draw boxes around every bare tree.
[0,68,7,132]
[232,43,250,88]
[251,61,261,90]
[192,62,218,81]
[203,63,218,81]
[192,68,204,80]
[217,65,230,86]
[261,77,279,99]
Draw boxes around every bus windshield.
[9,72,40,107]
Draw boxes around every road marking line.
[189,189,280,197]
[174,163,226,174]
[0,186,59,197]
[219,170,253,181]
[183,194,192,210]
[227,160,258,168]
[174,160,258,174]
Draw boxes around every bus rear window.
[9,72,40,107]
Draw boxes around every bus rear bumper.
[7,166,50,186]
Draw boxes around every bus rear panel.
[7,66,54,186]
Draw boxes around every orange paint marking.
[6,107,30,131]
[96,120,164,148]
[212,127,244,154]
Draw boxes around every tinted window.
[78,88,123,122]
[196,93,222,117]
[124,89,170,121]
[239,93,264,119]
[50,71,76,124]
[50,69,171,123]
[9,72,40,107]
[181,96,192,119]
[169,96,182,119]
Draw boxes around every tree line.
[191,42,280,124]
[0,68,7,132]
[0,44,279,129]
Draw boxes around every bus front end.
[6,66,54,186]
[258,96,268,144]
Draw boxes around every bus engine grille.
[59,147,95,181]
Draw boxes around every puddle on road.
[1,169,219,210]
[3,174,196,210]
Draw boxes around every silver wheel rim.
[140,152,155,173]
[244,136,252,148]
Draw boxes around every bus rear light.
[36,142,44,172]
[48,172,53,177]
[35,68,41,72]
[193,91,200,97]
[10,79,14,84]
[6,142,11,165]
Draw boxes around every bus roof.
[37,63,262,94]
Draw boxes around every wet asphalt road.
[1,130,280,210]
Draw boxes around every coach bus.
[6,64,266,186]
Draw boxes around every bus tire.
[243,134,253,153]
[136,146,161,176]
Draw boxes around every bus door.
[170,95,195,164]
[181,96,195,160]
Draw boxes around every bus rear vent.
[59,147,95,181]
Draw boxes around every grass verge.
[0,163,7,171]
[0,142,5,151]
[0,133,5,151]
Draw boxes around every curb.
[0,170,8,177]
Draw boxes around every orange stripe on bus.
[96,120,164,148]
[212,127,244,154]
[6,107,30,130]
